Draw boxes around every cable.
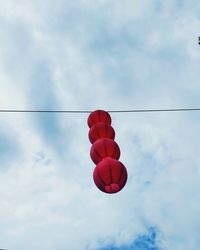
[0,109,91,113]
[0,108,200,113]
[108,108,200,113]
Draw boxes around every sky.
[0,0,200,249]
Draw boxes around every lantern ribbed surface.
[90,138,120,164]
[88,122,115,144]
[87,110,128,194]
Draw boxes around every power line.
[0,108,200,113]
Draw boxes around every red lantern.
[93,157,128,193]
[90,138,120,164]
[87,110,111,128]
[89,123,115,144]
[88,109,128,194]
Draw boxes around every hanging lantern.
[87,110,111,128]
[88,122,115,144]
[87,109,128,194]
[90,138,120,164]
[93,158,128,193]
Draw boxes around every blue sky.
[0,1,200,249]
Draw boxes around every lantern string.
[0,108,200,113]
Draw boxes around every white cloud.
[0,0,200,249]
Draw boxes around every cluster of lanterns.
[87,110,128,194]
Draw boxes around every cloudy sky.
[0,0,200,249]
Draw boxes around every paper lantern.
[88,109,128,194]
[87,110,111,128]
[93,157,128,193]
[89,123,115,144]
[90,138,120,164]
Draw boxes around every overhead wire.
[0,108,200,113]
